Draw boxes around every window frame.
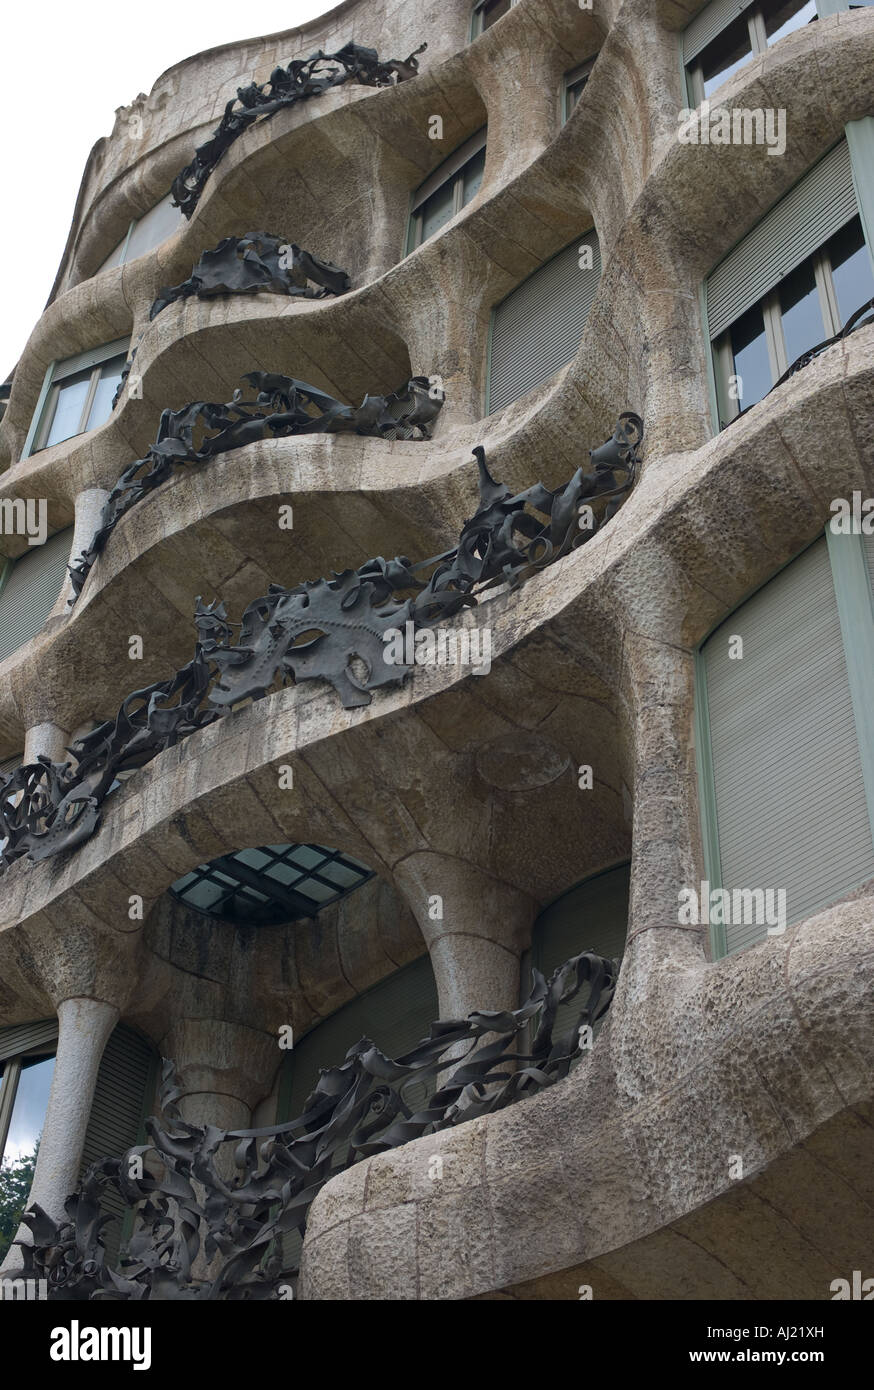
[21,337,130,461]
[95,193,182,277]
[684,0,819,106]
[694,530,874,958]
[563,59,595,122]
[712,223,867,425]
[470,0,516,39]
[0,1030,58,1165]
[406,129,488,254]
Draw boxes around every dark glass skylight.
[170,843,373,924]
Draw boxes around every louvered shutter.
[279,954,438,1268]
[79,1024,156,1262]
[701,537,874,952]
[706,142,857,339]
[531,863,629,1040]
[0,1020,58,1062]
[488,231,601,413]
[684,0,755,63]
[0,529,72,662]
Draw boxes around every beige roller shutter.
[0,529,72,662]
[701,537,874,951]
[706,142,857,339]
[488,231,601,413]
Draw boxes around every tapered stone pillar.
[393,853,537,1019]
[0,996,118,1271]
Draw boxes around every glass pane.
[566,76,588,116]
[184,879,226,911]
[461,147,486,206]
[124,196,183,262]
[96,235,128,275]
[3,1054,55,1161]
[481,0,511,30]
[699,15,754,99]
[287,845,326,871]
[42,370,91,448]
[763,0,818,47]
[233,848,271,871]
[827,217,874,326]
[778,260,826,365]
[729,302,773,411]
[318,860,362,888]
[85,354,127,432]
[295,876,335,903]
[419,181,456,243]
[265,861,304,886]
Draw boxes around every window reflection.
[3,1054,54,1161]
[778,261,825,364]
[827,217,874,324]
[730,303,772,411]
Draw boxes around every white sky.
[0,0,329,380]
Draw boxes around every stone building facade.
[1,0,873,1300]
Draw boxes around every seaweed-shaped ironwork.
[150,233,351,320]
[172,41,427,219]
[0,415,642,874]
[16,950,617,1299]
[71,370,445,601]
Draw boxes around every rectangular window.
[706,142,874,425]
[696,535,874,955]
[407,129,487,253]
[563,59,595,121]
[684,0,818,106]
[471,0,514,38]
[0,528,74,663]
[23,338,130,459]
[487,230,601,413]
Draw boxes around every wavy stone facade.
[1,0,873,1301]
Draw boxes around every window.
[531,863,629,1041]
[564,59,595,121]
[170,843,374,924]
[487,230,601,413]
[0,529,73,663]
[706,141,874,425]
[0,1021,58,1259]
[22,339,130,460]
[96,194,183,276]
[696,534,874,955]
[684,0,818,104]
[407,130,487,253]
[471,0,515,37]
[275,955,438,1268]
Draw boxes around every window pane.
[778,260,825,365]
[566,76,588,116]
[729,303,772,410]
[419,180,456,243]
[85,354,127,432]
[124,196,183,263]
[481,0,511,30]
[700,15,754,99]
[42,370,91,448]
[3,1054,54,1161]
[827,217,874,325]
[763,0,818,47]
[461,147,486,206]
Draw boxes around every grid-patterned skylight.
[170,843,373,924]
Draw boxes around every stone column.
[23,721,70,765]
[52,487,109,613]
[393,853,537,1020]
[0,996,118,1271]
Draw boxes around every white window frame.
[713,226,865,425]
[685,0,819,106]
[21,338,130,461]
[406,129,487,254]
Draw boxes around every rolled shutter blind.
[0,528,72,662]
[79,1024,156,1262]
[532,862,629,1040]
[488,231,601,414]
[701,537,874,952]
[280,954,437,1268]
[683,0,755,64]
[706,141,856,339]
[0,1020,58,1063]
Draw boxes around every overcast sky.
[1,0,329,380]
